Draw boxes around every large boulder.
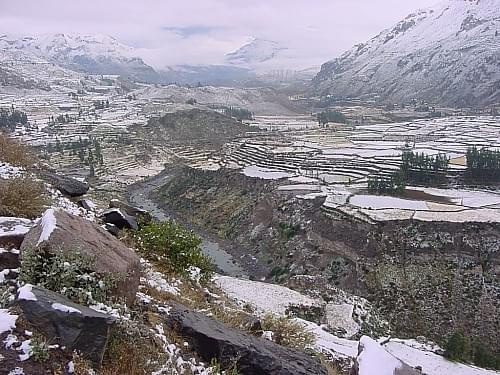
[102,208,138,230]
[15,284,115,366]
[350,336,422,375]
[38,170,89,197]
[20,209,141,305]
[109,199,152,224]
[166,305,328,375]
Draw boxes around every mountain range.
[312,0,500,107]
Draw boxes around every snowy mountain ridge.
[312,0,500,106]
[0,33,159,82]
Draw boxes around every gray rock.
[15,284,115,366]
[109,199,152,224]
[166,306,328,375]
[38,170,89,197]
[20,209,141,305]
[102,208,138,230]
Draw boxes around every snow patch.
[17,284,37,301]
[0,309,18,334]
[358,336,402,375]
[37,208,57,245]
[51,302,81,314]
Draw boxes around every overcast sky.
[0,0,439,68]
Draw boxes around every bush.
[0,133,34,167]
[261,314,315,351]
[101,320,165,375]
[131,220,213,277]
[444,331,471,362]
[0,177,50,219]
[20,247,117,305]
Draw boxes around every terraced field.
[210,116,500,223]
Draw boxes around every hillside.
[312,0,500,107]
[0,33,159,83]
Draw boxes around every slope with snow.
[0,33,159,82]
[313,0,500,106]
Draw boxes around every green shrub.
[131,220,213,277]
[278,222,300,240]
[20,247,117,305]
[444,331,471,362]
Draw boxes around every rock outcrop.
[109,199,152,224]
[20,209,141,305]
[166,305,328,375]
[15,284,115,366]
[102,208,139,230]
[38,170,89,197]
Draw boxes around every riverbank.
[126,169,251,277]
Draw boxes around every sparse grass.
[0,133,35,167]
[261,314,315,351]
[100,320,165,375]
[0,177,50,218]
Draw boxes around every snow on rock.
[51,302,81,314]
[242,165,295,180]
[0,309,18,334]
[384,340,500,375]
[0,162,22,180]
[214,275,321,315]
[0,217,34,237]
[298,318,358,360]
[357,336,403,375]
[17,284,37,301]
[36,208,57,245]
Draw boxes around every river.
[127,171,247,277]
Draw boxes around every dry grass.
[0,177,50,218]
[0,133,35,167]
[100,320,166,375]
[261,314,316,351]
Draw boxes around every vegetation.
[0,177,50,219]
[20,248,117,305]
[444,331,500,370]
[222,106,253,121]
[400,150,449,185]
[316,110,346,126]
[261,314,315,351]
[0,133,34,167]
[367,172,406,195]
[0,106,28,131]
[130,220,213,278]
[101,320,165,375]
[278,221,301,239]
[466,146,500,183]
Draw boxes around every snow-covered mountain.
[312,0,500,107]
[225,38,288,66]
[0,33,159,82]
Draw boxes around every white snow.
[17,284,37,301]
[0,217,33,237]
[214,275,321,315]
[384,340,500,375]
[18,339,33,361]
[242,165,294,180]
[358,336,402,375]
[36,208,57,245]
[51,302,81,314]
[350,195,428,210]
[0,309,18,334]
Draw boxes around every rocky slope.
[155,166,500,362]
[312,0,500,107]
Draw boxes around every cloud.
[0,0,440,68]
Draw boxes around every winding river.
[127,171,247,277]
